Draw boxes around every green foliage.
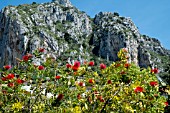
[0,48,169,112]
[55,21,65,32]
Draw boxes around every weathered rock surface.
[90,12,170,69]
[0,0,92,67]
[0,0,169,83]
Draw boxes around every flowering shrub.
[0,48,169,112]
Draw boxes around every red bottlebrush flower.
[22,54,33,62]
[77,94,81,100]
[124,63,130,68]
[151,68,159,74]
[72,66,79,71]
[165,102,169,107]
[57,94,64,101]
[38,65,45,70]
[134,86,144,93]
[22,55,29,62]
[39,48,45,52]
[6,73,15,79]
[1,77,7,81]
[3,65,11,70]
[8,82,14,87]
[2,90,7,94]
[150,81,158,87]
[72,61,81,71]
[55,75,61,80]
[115,63,121,68]
[66,63,72,68]
[98,96,104,102]
[100,63,106,69]
[74,61,80,67]
[89,79,94,84]
[88,61,94,66]
[120,71,126,75]
[16,79,24,84]
[107,80,112,84]
[78,82,84,87]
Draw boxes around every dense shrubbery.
[0,48,169,112]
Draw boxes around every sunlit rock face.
[0,0,92,67]
[90,12,170,70]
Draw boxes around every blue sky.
[0,0,170,49]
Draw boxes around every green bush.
[0,48,169,112]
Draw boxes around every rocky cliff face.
[89,12,170,83]
[0,0,92,66]
[90,12,170,68]
[0,0,169,83]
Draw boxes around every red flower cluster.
[8,82,14,87]
[55,75,61,80]
[120,71,126,75]
[100,63,106,69]
[97,96,104,102]
[22,54,33,62]
[7,73,15,79]
[78,82,84,87]
[2,90,7,95]
[72,61,80,71]
[107,80,112,84]
[57,94,64,101]
[165,102,169,107]
[134,86,144,93]
[1,77,7,81]
[39,48,45,52]
[3,65,11,70]
[124,63,130,68]
[16,79,24,84]
[115,63,121,68]
[89,79,94,84]
[66,63,72,68]
[151,68,159,74]
[150,81,158,87]
[88,61,94,66]
[38,65,45,70]
[77,94,81,100]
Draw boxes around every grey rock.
[0,0,169,83]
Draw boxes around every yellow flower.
[32,103,45,113]
[124,87,129,94]
[113,96,120,101]
[73,106,81,113]
[125,104,135,113]
[77,67,85,73]
[93,71,98,76]
[12,102,23,111]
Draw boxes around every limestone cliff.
[0,0,169,83]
